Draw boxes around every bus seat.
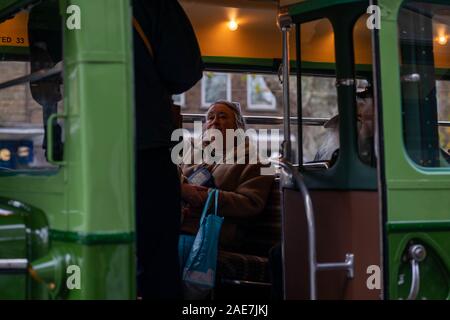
[217,251,270,284]
[214,178,281,297]
[234,178,281,256]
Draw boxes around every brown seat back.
[237,178,281,256]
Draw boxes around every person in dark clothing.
[133,0,204,299]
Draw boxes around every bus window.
[0,7,63,171]
[354,13,376,167]
[399,2,450,167]
[297,18,339,167]
[180,71,283,163]
[180,66,338,167]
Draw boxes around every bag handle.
[199,189,219,225]
[214,189,219,216]
[199,189,214,225]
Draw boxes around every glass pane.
[299,76,339,164]
[0,10,63,171]
[354,13,376,167]
[172,93,185,107]
[202,72,229,106]
[247,75,276,110]
[182,72,283,162]
[399,2,450,167]
[438,80,450,154]
[298,18,339,167]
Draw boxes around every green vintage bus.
[0,0,449,300]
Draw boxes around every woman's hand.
[181,183,209,207]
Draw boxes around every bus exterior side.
[0,0,449,300]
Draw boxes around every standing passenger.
[133,0,204,299]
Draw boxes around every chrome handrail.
[407,244,426,300]
[0,63,62,91]
[281,24,292,161]
[182,114,450,128]
[181,113,328,126]
[0,259,28,270]
[271,157,354,300]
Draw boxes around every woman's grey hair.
[206,100,246,130]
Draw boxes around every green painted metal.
[53,241,135,300]
[290,2,378,190]
[46,113,68,166]
[203,55,339,73]
[62,0,135,235]
[28,241,135,299]
[0,0,36,22]
[0,45,29,56]
[50,229,135,245]
[388,232,450,299]
[0,0,135,299]
[378,0,450,299]
[203,56,277,68]
[288,0,366,17]
[0,198,49,299]
[387,221,450,232]
[0,0,135,232]
[0,211,27,299]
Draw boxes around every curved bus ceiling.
[180,0,290,60]
[180,0,348,65]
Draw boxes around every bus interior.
[0,0,450,300]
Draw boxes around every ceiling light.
[437,34,448,45]
[228,20,238,31]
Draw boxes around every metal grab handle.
[46,113,67,166]
[407,244,426,300]
[317,254,355,279]
[270,158,354,300]
[0,259,28,271]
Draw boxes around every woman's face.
[205,103,237,137]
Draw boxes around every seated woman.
[180,100,274,251]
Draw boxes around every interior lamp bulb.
[228,20,238,31]
[437,34,448,45]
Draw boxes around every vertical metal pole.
[295,23,303,168]
[293,23,317,300]
[282,25,292,162]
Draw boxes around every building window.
[172,93,185,107]
[247,75,276,110]
[201,72,231,108]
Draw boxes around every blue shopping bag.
[178,233,195,274]
[182,189,223,299]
